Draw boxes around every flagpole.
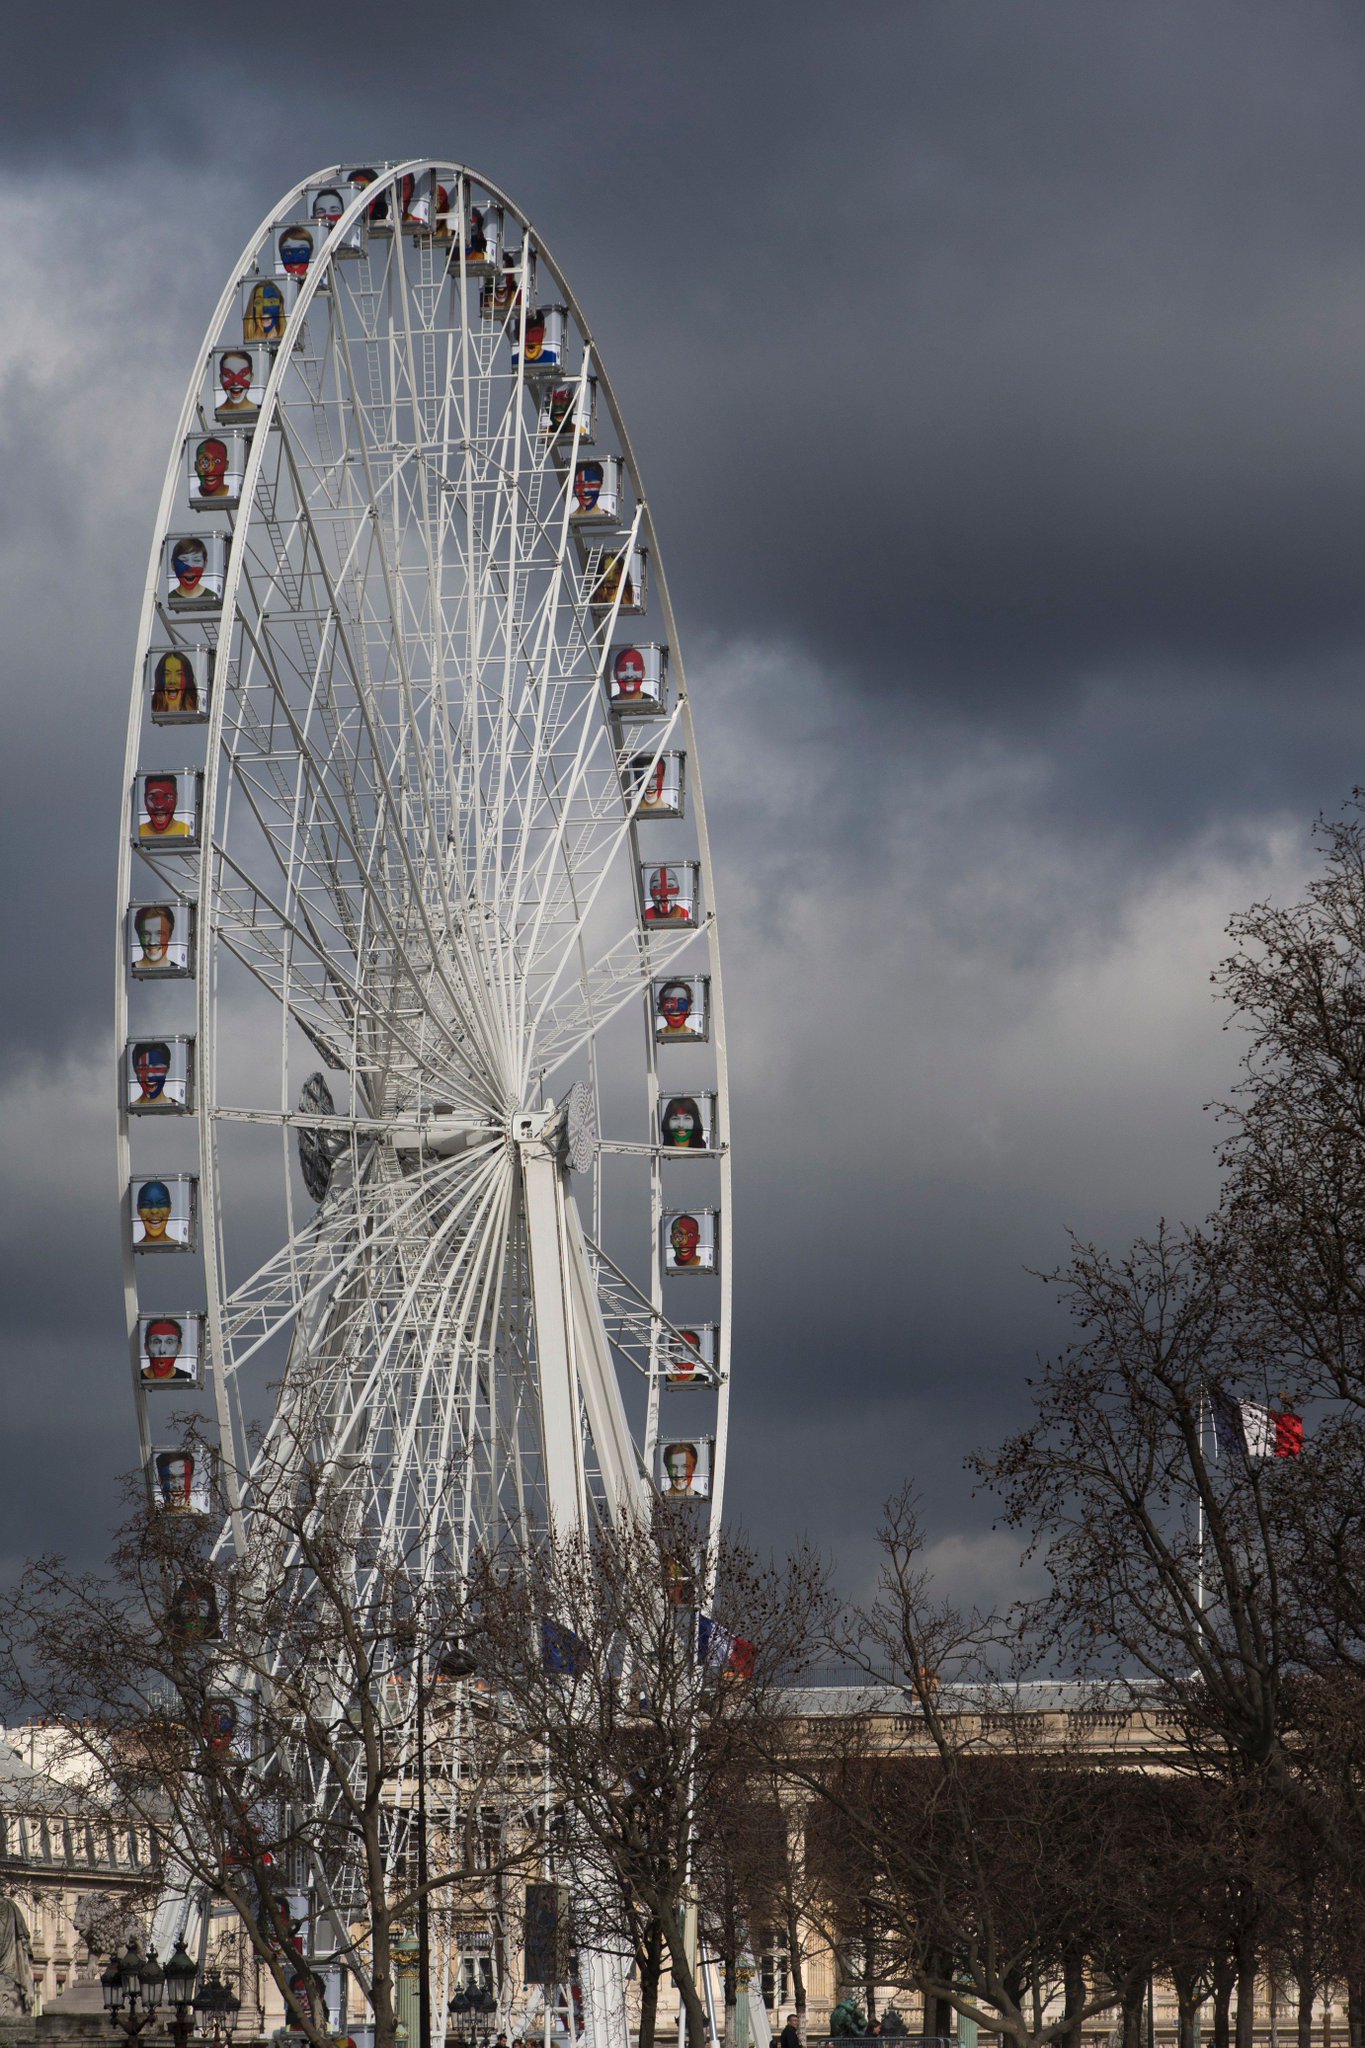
[1196,1388,1208,1622]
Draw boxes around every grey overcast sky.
[4,0,1365,1605]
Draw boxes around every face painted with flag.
[697,1613,755,1678]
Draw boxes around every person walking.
[780,2015,802,2048]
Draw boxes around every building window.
[760,1932,789,2012]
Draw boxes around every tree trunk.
[1063,1951,1087,2048]
[1123,1984,1145,2048]
[1171,1968,1199,2048]
[660,1904,709,2048]
[725,1954,738,2048]
[639,1918,665,2048]
[1235,1934,1258,2048]
[1212,1962,1235,2048]
[1296,1964,1314,2048]
[786,1903,806,2041]
[1347,1979,1365,2048]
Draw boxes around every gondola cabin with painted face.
[570,455,623,524]
[147,645,211,724]
[133,771,202,850]
[401,169,453,236]
[480,246,535,320]
[307,183,363,254]
[125,1035,195,1115]
[240,274,294,345]
[213,345,269,422]
[658,1091,716,1153]
[642,861,700,927]
[662,1207,719,1276]
[653,975,709,1042]
[609,643,668,717]
[164,533,227,611]
[129,1174,197,1253]
[346,167,388,225]
[458,199,502,271]
[662,1323,718,1387]
[138,1311,205,1388]
[129,900,196,978]
[659,1436,712,1500]
[625,750,685,819]
[184,432,247,512]
[275,222,319,280]
[511,303,567,373]
[588,543,647,614]
[148,1444,212,1515]
[538,375,596,446]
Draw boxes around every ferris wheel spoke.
[215,1139,505,1380]
[529,919,708,1080]
[211,804,498,1113]
[218,652,512,1109]
[375,1160,517,1550]
[256,1151,519,1558]
[312,317,523,1089]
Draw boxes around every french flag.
[697,1614,755,1678]
[1211,1389,1304,1465]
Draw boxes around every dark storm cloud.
[7,2,1365,1601]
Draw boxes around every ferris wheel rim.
[116,158,735,1580]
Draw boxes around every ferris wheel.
[114,160,732,1627]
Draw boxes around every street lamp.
[193,1970,242,2047]
[100,1938,164,2040]
[163,1937,202,2048]
[447,1981,498,2048]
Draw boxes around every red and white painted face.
[670,1331,701,1380]
[614,647,645,698]
[670,1214,701,1265]
[649,868,681,919]
[145,1319,183,1379]
[144,778,179,832]
[219,352,253,406]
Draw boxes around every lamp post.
[163,1938,203,2048]
[100,1937,165,2040]
[101,1933,228,2048]
[447,1982,499,2048]
[193,1970,242,2048]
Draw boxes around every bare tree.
[462,1503,828,2048]
[0,1411,535,2048]
[794,1492,1156,2048]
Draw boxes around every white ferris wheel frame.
[114,160,734,1589]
